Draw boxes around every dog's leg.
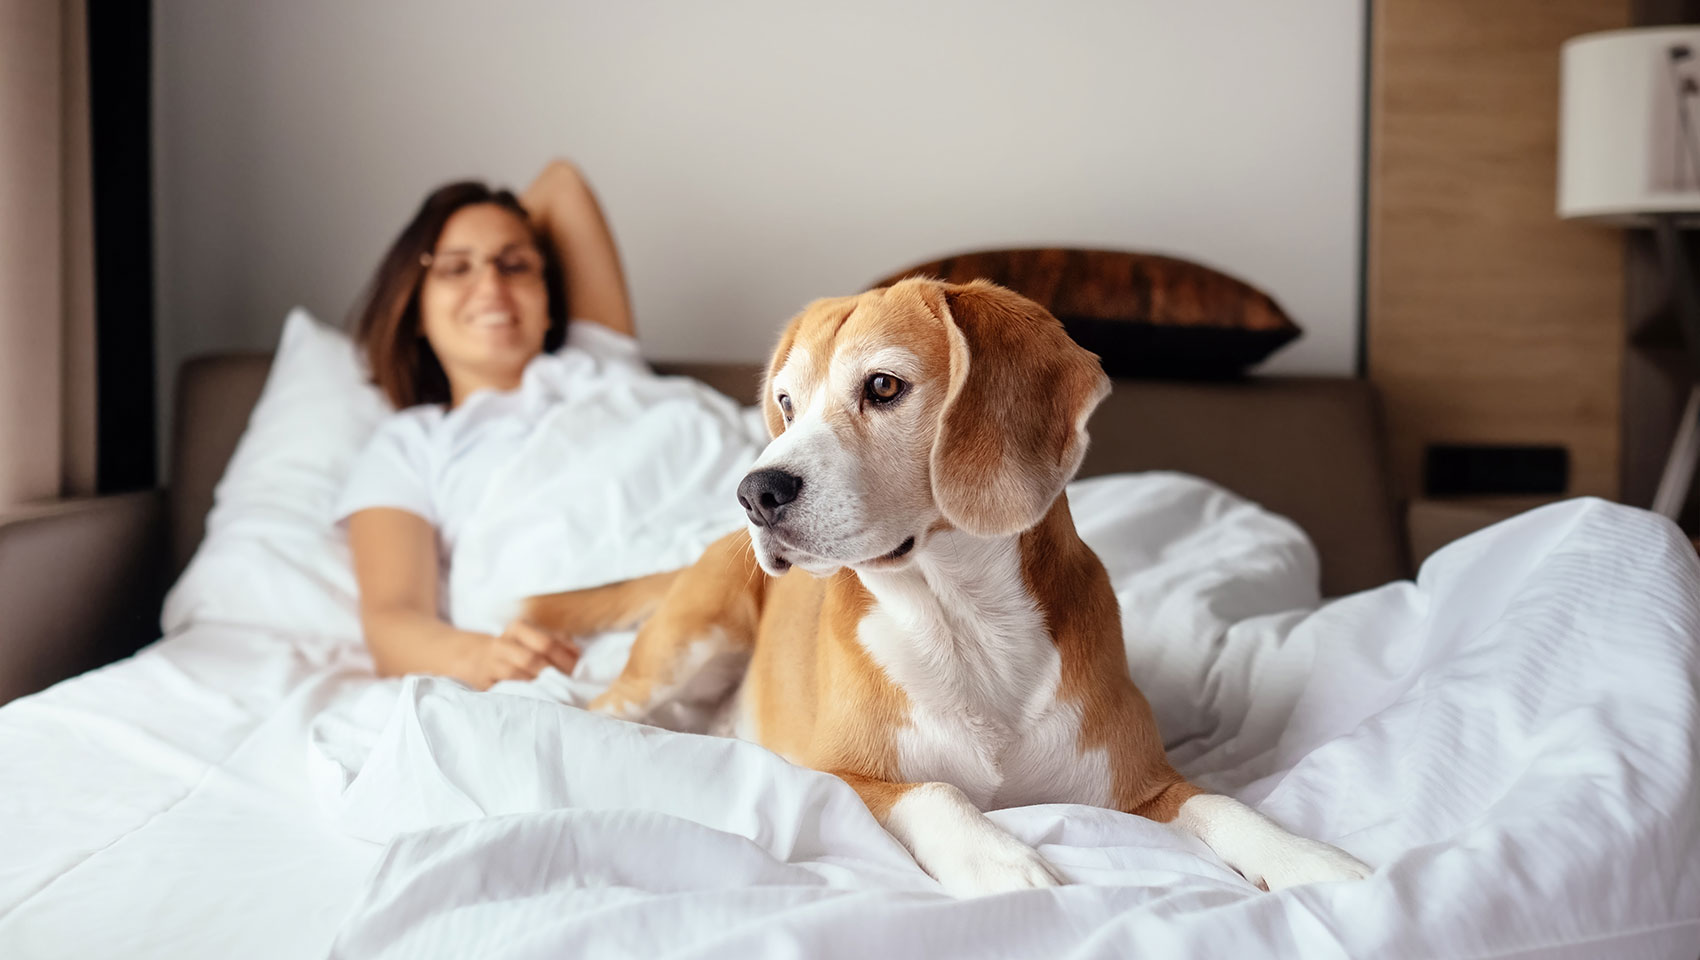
[582,531,766,732]
[835,773,1062,897]
[1136,782,1371,891]
[1100,685,1371,892]
[522,568,684,638]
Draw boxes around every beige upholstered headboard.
[171,355,1405,597]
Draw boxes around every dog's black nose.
[738,468,803,527]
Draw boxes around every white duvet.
[2,346,1698,958]
[313,483,1700,960]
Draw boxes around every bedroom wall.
[152,0,1366,469]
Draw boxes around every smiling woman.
[338,160,641,690]
[352,184,565,409]
[417,224,552,405]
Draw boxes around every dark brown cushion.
[869,248,1302,379]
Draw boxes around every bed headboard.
[171,356,1405,597]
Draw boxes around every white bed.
[3,312,1698,959]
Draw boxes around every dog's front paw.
[886,782,1064,897]
[1176,794,1372,893]
[1243,836,1371,891]
[927,830,1064,898]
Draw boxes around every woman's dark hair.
[351,180,568,408]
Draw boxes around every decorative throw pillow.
[869,248,1301,379]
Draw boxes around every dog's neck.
[853,499,1074,724]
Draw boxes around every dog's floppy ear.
[928,279,1111,537]
[759,311,804,439]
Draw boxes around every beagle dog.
[525,278,1370,897]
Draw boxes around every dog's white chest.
[856,535,1113,811]
[887,674,1112,810]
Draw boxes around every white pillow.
[161,308,391,643]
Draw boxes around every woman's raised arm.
[521,159,636,338]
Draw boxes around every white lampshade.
[1559,26,1700,225]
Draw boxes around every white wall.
[154,0,1364,456]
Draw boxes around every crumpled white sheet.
[445,351,766,636]
[312,479,1700,960]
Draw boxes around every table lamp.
[1559,25,1700,520]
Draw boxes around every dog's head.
[738,277,1110,576]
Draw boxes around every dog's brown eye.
[777,394,793,422]
[865,374,905,405]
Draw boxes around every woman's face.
[418,203,551,400]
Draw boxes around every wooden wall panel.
[1367,0,1631,502]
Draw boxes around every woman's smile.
[470,309,519,330]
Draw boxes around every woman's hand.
[459,618,582,690]
[350,508,586,690]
